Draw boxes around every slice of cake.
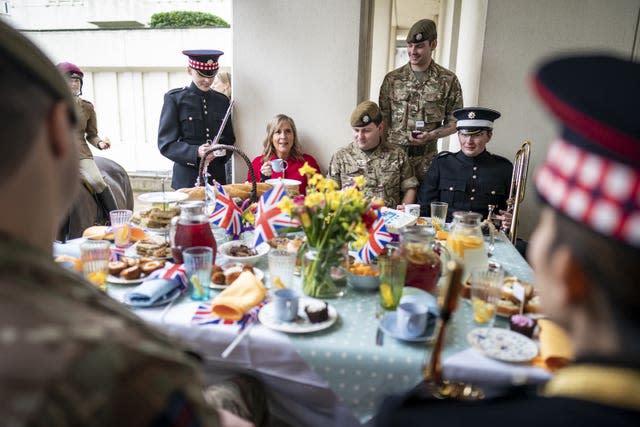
[304,301,329,323]
[509,314,537,338]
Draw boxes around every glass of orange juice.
[80,240,111,291]
[470,267,504,327]
[109,209,133,247]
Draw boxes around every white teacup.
[270,158,288,173]
[396,301,429,338]
[405,203,421,218]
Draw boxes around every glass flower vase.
[301,245,348,298]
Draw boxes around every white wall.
[369,0,392,101]
[478,0,640,240]
[232,0,363,180]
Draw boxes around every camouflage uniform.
[328,141,418,208]
[0,234,266,426]
[379,61,463,179]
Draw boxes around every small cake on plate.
[509,314,537,338]
[304,301,329,323]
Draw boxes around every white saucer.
[467,328,538,362]
[108,275,145,285]
[379,311,436,342]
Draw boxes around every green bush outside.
[149,11,230,29]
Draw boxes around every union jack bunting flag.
[191,301,266,328]
[209,181,243,237]
[252,183,299,247]
[357,212,392,263]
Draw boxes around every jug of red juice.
[170,201,217,264]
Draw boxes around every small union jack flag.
[146,262,189,292]
[252,183,299,247]
[357,212,392,263]
[209,181,243,237]
[109,244,126,262]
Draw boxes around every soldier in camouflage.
[0,19,267,427]
[379,18,463,181]
[328,101,418,208]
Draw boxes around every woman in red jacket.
[249,114,321,194]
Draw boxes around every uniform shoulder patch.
[167,86,187,95]
[436,151,454,159]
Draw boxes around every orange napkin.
[211,271,267,321]
[532,319,575,371]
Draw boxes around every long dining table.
[56,232,545,427]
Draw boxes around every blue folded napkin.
[124,278,182,307]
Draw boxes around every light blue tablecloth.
[284,235,534,422]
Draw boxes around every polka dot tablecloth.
[282,237,534,422]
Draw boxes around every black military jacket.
[417,149,512,219]
[158,82,235,189]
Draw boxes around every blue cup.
[273,288,299,322]
[396,301,429,338]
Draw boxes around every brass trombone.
[505,141,531,244]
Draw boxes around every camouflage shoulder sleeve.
[35,339,221,427]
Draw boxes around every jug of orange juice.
[446,211,487,280]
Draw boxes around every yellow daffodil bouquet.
[277,163,381,297]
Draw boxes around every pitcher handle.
[432,241,451,277]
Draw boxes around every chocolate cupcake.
[509,314,537,338]
[304,301,329,323]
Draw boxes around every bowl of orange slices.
[347,262,380,291]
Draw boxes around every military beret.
[0,20,77,123]
[350,101,382,127]
[532,54,640,248]
[182,49,223,77]
[454,107,501,135]
[406,19,437,44]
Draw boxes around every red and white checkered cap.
[182,49,223,77]
[532,54,640,248]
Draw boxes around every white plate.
[379,311,436,342]
[264,178,302,187]
[137,191,188,203]
[218,241,270,265]
[467,328,538,362]
[259,297,338,333]
[107,274,145,285]
[210,265,265,289]
[123,287,183,308]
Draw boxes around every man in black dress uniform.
[158,50,235,190]
[417,107,512,221]
[376,54,640,427]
